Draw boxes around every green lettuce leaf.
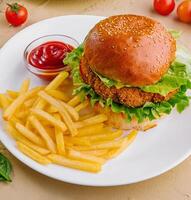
[64,44,84,85]
[94,71,117,88]
[94,71,131,89]
[73,83,190,123]
[168,29,182,39]
[175,45,191,77]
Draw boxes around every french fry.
[60,101,79,121]
[6,90,19,99]
[14,132,50,155]
[143,123,157,131]
[68,149,105,164]
[58,78,71,86]
[3,86,43,120]
[17,142,51,165]
[48,154,101,173]
[73,139,123,151]
[45,127,56,142]
[6,124,50,155]
[65,142,73,148]
[79,113,95,121]
[67,95,81,107]
[54,114,65,156]
[15,123,44,146]
[29,116,56,153]
[45,71,69,91]
[32,98,44,109]
[38,119,54,127]
[6,95,14,102]
[75,114,108,129]
[46,89,69,101]
[16,110,29,119]
[60,110,78,136]
[24,98,36,108]
[0,94,12,109]
[46,106,58,113]
[76,123,104,137]
[30,108,67,132]
[9,116,22,125]
[6,122,27,141]
[80,149,108,157]
[64,136,91,146]
[104,130,138,159]
[39,91,78,136]
[34,72,69,110]
[33,98,46,110]
[75,101,89,112]
[82,129,123,143]
[25,120,31,129]
[19,79,30,95]
[19,139,50,155]
[55,132,65,155]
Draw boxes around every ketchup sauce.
[28,41,74,70]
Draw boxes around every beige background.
[0,0,191,199]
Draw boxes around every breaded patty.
[80,57,177,108]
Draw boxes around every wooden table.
[0,0,191,199]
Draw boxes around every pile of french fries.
[0,71,138,173]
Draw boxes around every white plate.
[0,15,191,186]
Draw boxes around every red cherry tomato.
[153,0,175,15]
[177,0,191,23]
[5,3,28,26]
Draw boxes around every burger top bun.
[84,15,176,86]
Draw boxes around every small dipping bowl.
[24,34,79,80]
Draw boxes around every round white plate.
[0,15,191,186]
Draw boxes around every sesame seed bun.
[84,15,176,86]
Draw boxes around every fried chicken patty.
[80,57,177,108]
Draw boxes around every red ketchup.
[28,41,74,80]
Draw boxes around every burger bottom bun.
[94,103,159,131]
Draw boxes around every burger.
[64,15,191,130]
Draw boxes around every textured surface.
[0,0,191,199]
